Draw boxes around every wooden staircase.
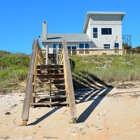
[22,39,77,126]
[31,64,69,107]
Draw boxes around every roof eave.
[83,12,126,33]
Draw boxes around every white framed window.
[67,45,77,55]
[114,43,119,49]
[93,28,98,38]
[52,43,62,54]
[101,28,112,35]
[78,43,89,49]
[78,43,90,54]
[104,44,110,49]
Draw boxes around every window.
[52,43,61,54]
[104,44,110,49]
[53,43,62,49]
[72,46,76,49]
[79,44,84,48]
[59,44,62,48]
[114,43,119,49]
[93,28,98,38]
[101,28,112,35]
[85,43,89,48]
[67,46,71,49]
[67,45,77,55]
[78,43,90,54]
[53,44,57,48]
[79,43,90,49]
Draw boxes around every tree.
[122,43,131,49]
[135,46,140,49]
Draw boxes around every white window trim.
[67,45,77,55]
[78,43,90,54]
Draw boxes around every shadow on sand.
[28,107,61,125]
[76,88,113,123]
[72,69,113,123]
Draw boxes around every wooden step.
[34,89,65,92]
[36,68,64,71]
[36,75,64,78]
[36,73,64,75]
[36,78,64,81]
[33,82,65,87]
[37,65,63,70]
[33,95,67,99]
[30,101,69,106]
[34,83,65,86]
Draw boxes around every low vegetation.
[0,51,29,91]
[1,50,140,91]
[70,54,140,88]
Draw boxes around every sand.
[0,85,140,140]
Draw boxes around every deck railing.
[42,48,125,56]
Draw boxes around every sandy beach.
[0,83,140,140]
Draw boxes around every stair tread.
[33,95,67,98]
[36,68,64,70]
[36,73,64,75]
[36,78,64,80]
[34,89,65,92]
[34,83,65,86]
[37,64,63,66]
[30,102,69,105]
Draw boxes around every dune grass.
[0,51,29,90]
[70,54,140,87]
[1,50,140,90]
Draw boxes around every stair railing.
[22,39,45,126]
[59,40,77,123]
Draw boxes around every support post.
[22,39,38,126]
[56,46,58,64]
[46,45,49,64]
[62,40,77,123]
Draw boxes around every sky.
[0,0,140,54]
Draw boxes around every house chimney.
[42,22,47,39]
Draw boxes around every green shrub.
[0,51,29,89]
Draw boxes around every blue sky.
[0,0,140,54]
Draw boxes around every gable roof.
[83,11,125,33]
[40,34,92,43]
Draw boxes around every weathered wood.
[22,39,38,123]
[30,45,38,106]
[36,73,64,75]
[34,83,65,87]
[34,89,65,92]
[46,46,49,64]
[33,95,67,99]
[37,42,45,64]
[36,78,64,80]
[22,38,76,125]
[22,39,45,125]
[62,40,77,121]
[22,120,27,126]
[30,102,69,106]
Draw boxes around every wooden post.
[56,46,58,64]
[46,45,49,64]
[22,39,38,126]
[62,40,77,123]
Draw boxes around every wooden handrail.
[22,39,45,126]
[59,40,77,122]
